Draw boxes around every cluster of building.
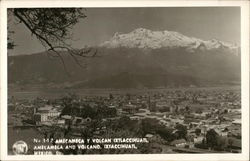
[8,87,241,152]
[121,89,241,152]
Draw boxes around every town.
[8,87,241,154]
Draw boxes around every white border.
[0,0,249,161]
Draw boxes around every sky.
[8,7,240,55]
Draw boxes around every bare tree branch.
[9,8,97,69]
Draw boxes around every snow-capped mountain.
[8,28,241,89]
[100,28,239,54]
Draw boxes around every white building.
[33,105,61,124]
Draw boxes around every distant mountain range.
[100,28,239,54]
[8,28,241,89]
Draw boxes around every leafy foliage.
[175,124,187,139]
[195,128,201,136]
[206,129,218,149]
[8,8,97,69]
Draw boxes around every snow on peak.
[99,28,239,54]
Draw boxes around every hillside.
[8,47,241,89]
[8,28,241,89]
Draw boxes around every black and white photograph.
[0,0,249,160]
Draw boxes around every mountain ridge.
[100,28,239,55]
[8,47,241,89]
[8,28,241,89]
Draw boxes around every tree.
[8,8,97,68]
[195,128,201,136]
[206,129,218,149]
[175,124,187,139]
[115,116,132,129]
[216,136,227,151]
[141,118,160,135]
[156,127,174,142]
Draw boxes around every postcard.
[0,0,249,161]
